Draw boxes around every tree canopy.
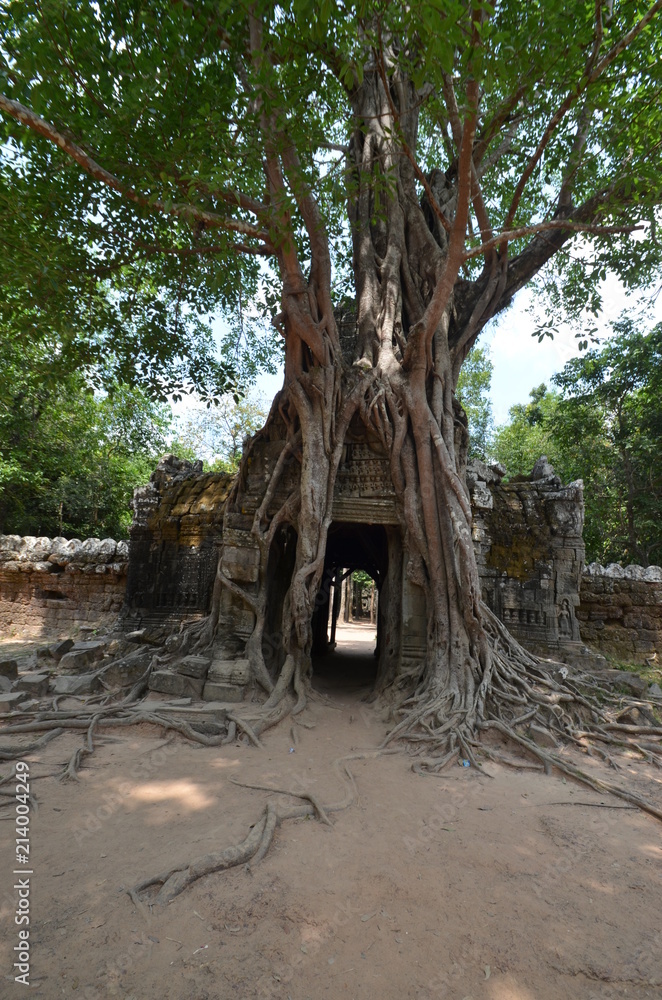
[2,0,662,398]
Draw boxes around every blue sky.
[484,281,662,424]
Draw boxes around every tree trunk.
[201,51,509,755]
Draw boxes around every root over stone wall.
[0,535,128,633]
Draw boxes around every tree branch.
[405,16,483,367]
[462,218,641,262]
[0,93,271,245]
[503,0,662,231]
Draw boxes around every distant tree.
[492,384,562,476]
[0,339,171,538]
[169,394,269,473]
[456,345,493,461]
[552,319,662,566]
[492,322,662,566]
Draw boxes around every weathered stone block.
[102,652,152,688]
[0,690,28,711]
[0,675,13,693]
[176,655,212,679]
[148,671,205,698]
[0,659,18,680]
[50,639,75,661]
[14,672,50,696]
[59,641,108,673]
[203,680,244,703]
[52,674,101,696]
[208,658,251,686]
[599,670,648,695]
[221,546,260,583]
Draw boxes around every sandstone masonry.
[4,455,661,668]
[0,535,128,632]
[577,562,662,663]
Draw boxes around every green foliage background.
[492,320,662,567]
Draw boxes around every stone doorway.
[311,522,394,693]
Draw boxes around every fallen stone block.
[176,655,212,679]
[616,672,649,696]
[19,699,40,712]
[148,671,205,699]
[104,637,134,658]
[52,674,101,696]
[49,639,75,661]
[203,680,245,703]
[618,705,658,727]
[101,651,152,688]
[648,682,662,698]
[0,659,19,680]
[59,641,108,673]
[139,699,229,725]
[0,691,28,711]
[14,672,51,697]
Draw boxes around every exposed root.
[0,728,64,761]
[60,715,101,782]
[129,751,382,908]
[383,604,662,822]
[129,751,368,908]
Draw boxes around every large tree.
[3,0,662,762]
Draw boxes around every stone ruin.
[2,449,661,710]
[119,441,588,701]
[0,535,128,633]
[579,561,662,663]
[468,456,585,653]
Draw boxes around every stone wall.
[0,535,128,633]
[123,455,235,627]
[577,563,662,662]
[7,452,661,666]
[468,458,585,653]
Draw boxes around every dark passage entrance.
[311,522,389,694]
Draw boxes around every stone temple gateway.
[124,428,586,700]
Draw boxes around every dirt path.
[1,624,661,999]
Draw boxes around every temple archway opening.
[310,521,394,696]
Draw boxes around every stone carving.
[467,458,584,652]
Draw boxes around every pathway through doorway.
[312,620,377,700]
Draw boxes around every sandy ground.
[1,622,661,1000]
